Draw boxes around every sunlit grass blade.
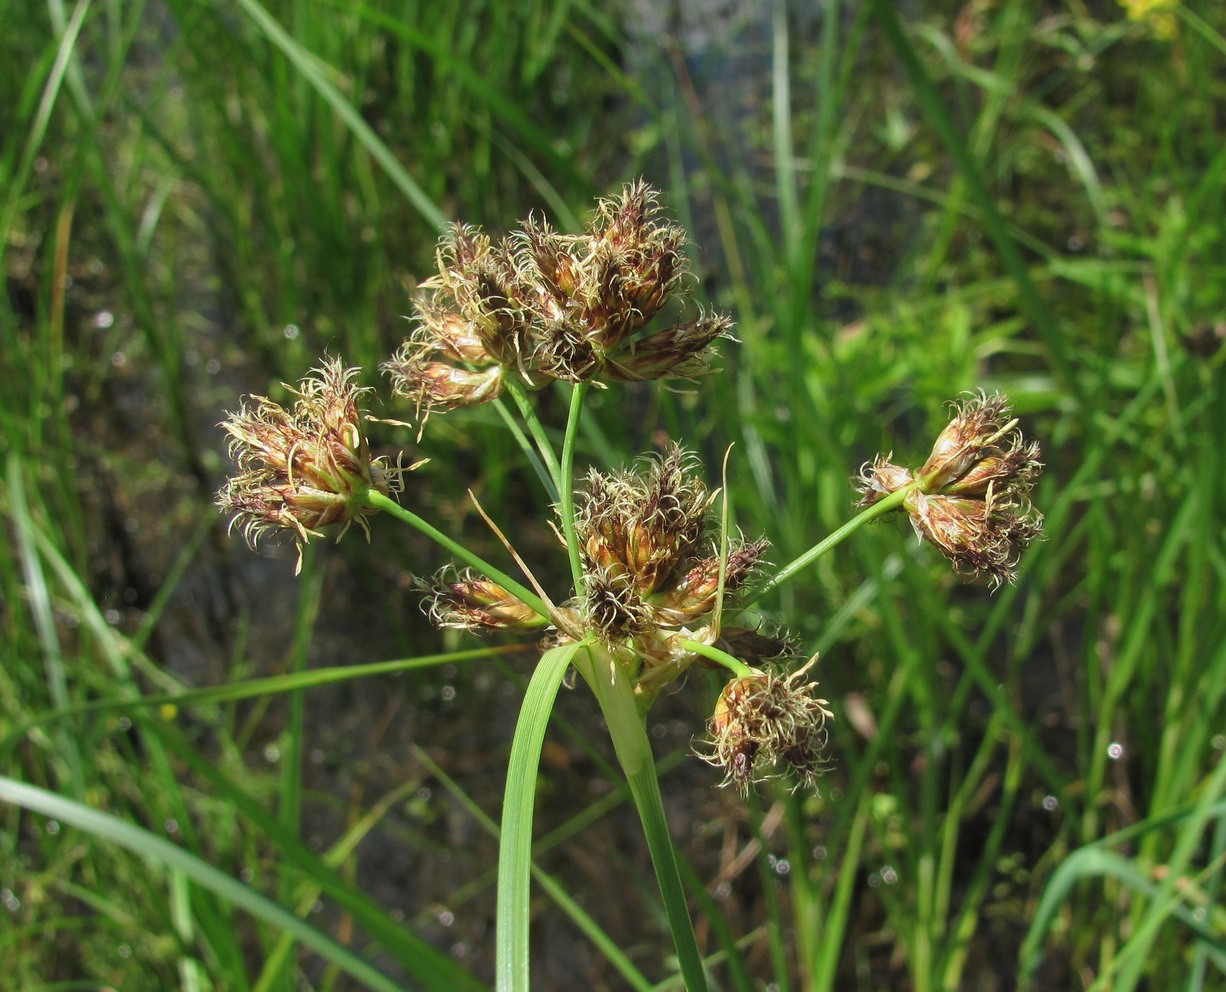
[0,776,410,992]
[7,457,76,774]
[496,640,585,992]
[231,0,447,232]
[867,0,1075,399]
[148,722,487,990]
[313,0,592,200]
[2,645,522,755]
[253,776,425,992]
[0,0,89,250]
[1020,793,1226,987]
[414,746,653,992]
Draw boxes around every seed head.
[918,391,1024,491]
[566,445,769,682]
[423,224,533,369]
[702,663,833,794]
[384,182,731,419]
[420,567,547,632]
[855,391,1043,588]
[602,312,735,383]
[652,538,770,625]
[383,344,505,418]
[575,445,714,598]
[854,454,915,508]
[217,358,395,572]
[904,488,1043,588]
[581,180,688,341]
[581,565,655,641]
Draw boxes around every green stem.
[680,639,754,678]
[559,382,590,591]
[502,375,562,498]
[492,394,556,501]
[574,646,710,992]
[363,489,549,619]
[752,484,915,603]
[277,547,323,957]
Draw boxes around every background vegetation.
[3,0,1224,989]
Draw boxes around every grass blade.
[231,0,448,232]
[0,776,407,992]
[496,640,584,991]
[867,0,1076,399]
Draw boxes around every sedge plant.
[216,182,1045,990]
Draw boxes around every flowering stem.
[362,489,550,620]
[681,639,754,679]
[559,382,590,591]
[492,396,557,502]
[502,376,562,500]
[573,645,710,992]
[750,483,918,603]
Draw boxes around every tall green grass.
[3,0,1224,989]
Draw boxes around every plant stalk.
[573,645,710,992]
[363,488,550,619]
[751,483,915,603]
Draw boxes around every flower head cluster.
[216,358,396,572]
[211,176,1056,815]
[420,566,548,633]
[383,181,732,418]
[702,662,833,794]
[420,444,769,644]
[571,446,768,647]
[857,391,1043,588]
[416,443,777,711]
